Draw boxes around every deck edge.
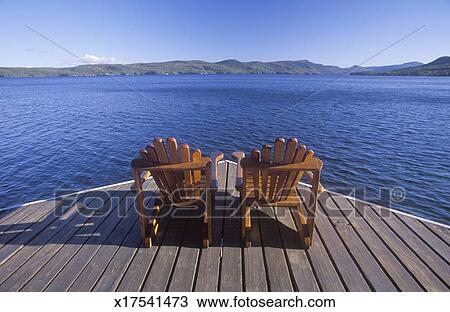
[301,183,450,230]
[0,180,134,213]
[1,160,230,213]
[2,160,448,230]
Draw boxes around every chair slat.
[296,144,308,162]
[146,144,159,163]
[153,138,176,196]
[167,138,185,197]
[167,137,180,163]
[275,138,298,201]
[273,138,285,162]
[180,143,193,198]
[283,138,298,163]
[280,145,307,199]
[146,144,169,199]
[261,144,271,199]
[139,149,149,160]
[261,144,271,162]
[192,149,202,193]
[153,138,169,164]
[268,137,285,201]
[251,149,261,201]
[287,149,315,199]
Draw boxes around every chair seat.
[244,174,301,203]
[243,188,302,206]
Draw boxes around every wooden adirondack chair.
[232,137,323,248]
[131,137,224,248]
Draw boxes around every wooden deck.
[0,161,449,292]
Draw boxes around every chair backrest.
[139,137,205,201]
[244,137,315,202]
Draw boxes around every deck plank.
[0,185,130,291]
[318,192,397,291]
[45,182,142,291]
[243,214,268,291]
[300,190,370,292]
[167,218,202,291]
[0,193,84,266]
[330,193,423,291]
[1,162,449,292]
[195,162,227,292]
[0,183,128,225]
[67,189,143,291]
[140,216,188,291]
[289,190,345,292]
[0,200,53,227]
[421,221,450,247]
[0,206,26,223]
[274,206,319,291]
[350,196,447,291]
[20,184,133,291]
[0,198,66,253]
[219,163,243,292]
[92,221,141,292]
[370,205,449,288]
[298,221,345,292]
[258,205,293,292]
[0,192,92,286]
[116,204,172,292]
[397,214,450,262]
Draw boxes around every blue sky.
[0,0,449,67]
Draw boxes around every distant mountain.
[427,56,450,66]
[0,59,351,77]
[0,58,443,77]
[353,57,450,76]
[352,62,423,74]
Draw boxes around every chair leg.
[203,190,213,248]
[134,168,152,248]
[304,170,320,248]
[202,220,210,248]
[244,216,251,248]
[304,236,312,248]
[202,211,211,248]
[304,212,315,248]
[242,204,251,248]
[293,203,309,249]
[146,199,161,248]
[240,196,245,241]
[208,191,215,244]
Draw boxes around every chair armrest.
[268,158,323,171]
[150,158,211,171]
[232,151,245,190]
[131,157,211,172]
[210,152,224,190]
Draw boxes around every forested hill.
[0,59,349,77]
[2,58,446,77]
[352,57,450,76]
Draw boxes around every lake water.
[0,74,449,224]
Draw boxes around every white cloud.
[82,53,122,64]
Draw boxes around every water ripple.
[0,74,449,224]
